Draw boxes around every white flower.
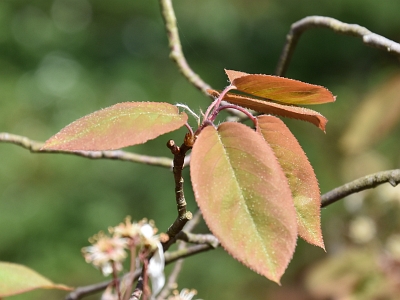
[82,232,128,276]
[112,216,142,238]
[140,222,160,251]
[148,241,165,297]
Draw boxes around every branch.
[163,139,193,250]
[321,169,400,207]
[0,132,173,168]
[158,0,211,96]
[158,0,251,121]
[276,16,400,76]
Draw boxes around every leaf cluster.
[40,69,335,283]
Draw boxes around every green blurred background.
[1,0,400,299]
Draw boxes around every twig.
[321,169,400,207]
[0,132,173,168]
[112,262,122,300]
[158,0,211,96]
[276,16,400,76]
[158,0,263,121]
[164,140,193,250]
[175,232,219,248]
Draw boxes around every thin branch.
[276,16,400,76]
[164,140,193,250]
[159,0,252,120]
[175,231,219,248]
[0,132,173,168]
[321,169,400,207]
[158,0,211,95]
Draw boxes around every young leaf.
[41,102,188,151]
[208,89,328,131]
[0,262,72,297]
[225,69,336,105]
[257,116,324,249]
[190,122,297,283]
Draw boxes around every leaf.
[256,116,324,249]
[208,89,328,131]
[0,262,72,297]
[41,102,188,151]
[225,69,336,105]
[190,122,297,283]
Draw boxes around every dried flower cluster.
[168,289,200,300]
[82,217,165,298]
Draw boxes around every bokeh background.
[1,0,400,299]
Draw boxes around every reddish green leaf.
[225,69,336,105]
[41,102,188,151]
[190,122,297,283]
[257,116,324,249]
[208,89,328,131]
[0,262,72,297]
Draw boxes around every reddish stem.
[112,261,122,300]
[211,104,257,126]
[123,242,137,300]
[183,122,194,138]
[142,258,149,300]
[202,85,236,123]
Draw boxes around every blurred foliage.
[0,0,400,299]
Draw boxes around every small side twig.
[175,231,219,248]
[276,16,400,76]
[158,0,211,96]
[0,132,173,168]
[321,169,400,207]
